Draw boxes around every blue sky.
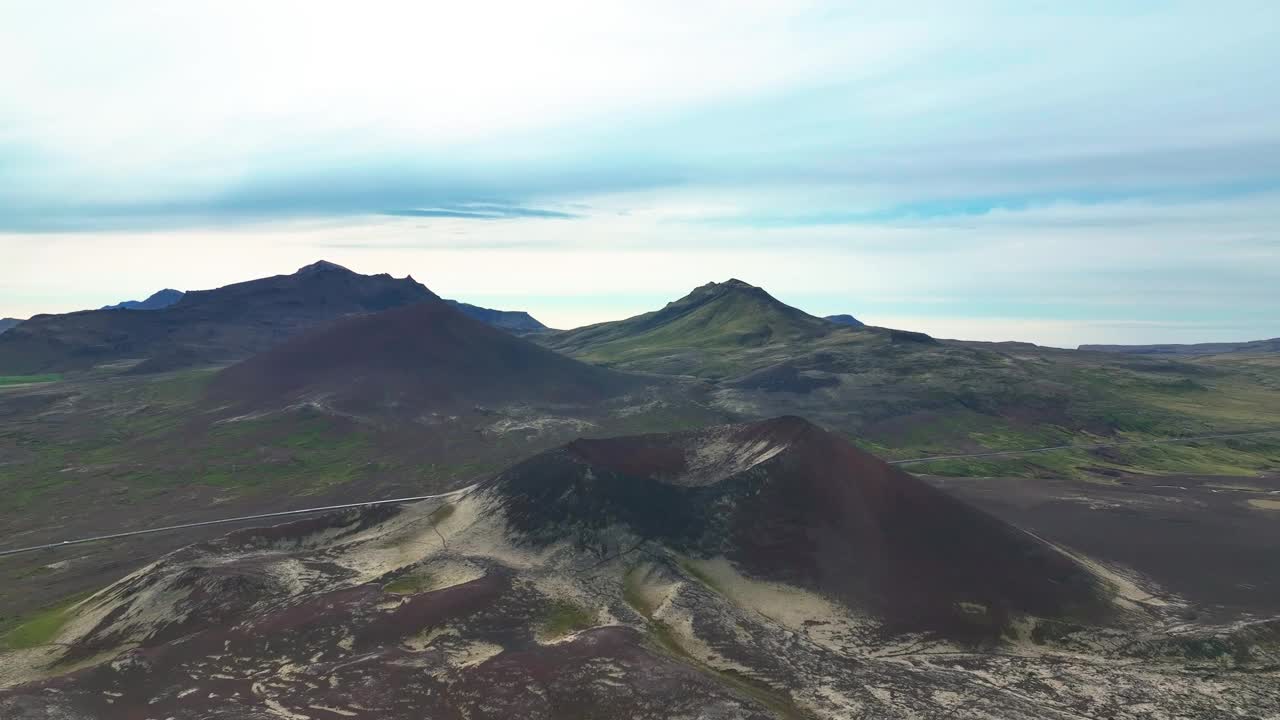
[1,0,1278,346]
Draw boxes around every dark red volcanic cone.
[489,416,1114,638]
[209,299,641,412]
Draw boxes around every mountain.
[1080,338,1280,355]
[5,417,1269,720]
[0,261,436,374]
[209,297,640,415]
[0,318,20,335]
[541,279,851,377]
[446,299,548,332]
[490,416,1113,637]
[100,288,184,310]
[824,313,864,327]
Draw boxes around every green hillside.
[541,282,1280,480]
[541,279,862,377]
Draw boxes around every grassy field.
[0,592,87,650]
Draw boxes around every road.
[0,486,474,558]
[2,428,1277,558]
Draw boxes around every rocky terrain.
[2,419,1277,719]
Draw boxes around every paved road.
[2,428,1277,558]
[887,428,1280,465]
[0,487,474,558]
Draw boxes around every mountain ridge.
[1080,338,1280,355]
[101,288,184,311]
[446,299,548,332]
[0,261,436,374]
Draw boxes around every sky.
[1,1,1278,347]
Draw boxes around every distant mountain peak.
[101,288,185,311]
[693,278,761,294]
[445,299,548,332]
[825,314,865,327]
[542,279,834,376]
[295,259,352,275]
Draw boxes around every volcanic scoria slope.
[491,415,1113,638]
[5,417,1277,719]
[208,296,642,415]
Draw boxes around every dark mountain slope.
[446,299,548,332]
[209,298,641,414]
[101,288,184,310]
[0,318,20,335]
[489,416,1113,637]
[0,261,435,374]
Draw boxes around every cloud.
[383,204,579,220]
[1,1,1277,232]
[1,1,1278,344]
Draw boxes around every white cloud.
[0,1,1277,345]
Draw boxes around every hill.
[0,318,20,335]
[530,281,1280,481]
[100,288,184,310]
[0,261,435,374]
[446,299,548,332]
[1080,338,1280,356]
[540,279,854,377]
[490,416,1112,637]
[6,418,1274,719]
[824,313,864,327]
[209,298,640,415]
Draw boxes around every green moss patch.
[538,599,596,639]
[1,594,85,649]
[385,570,436,595]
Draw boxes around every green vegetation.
[0,593,87,650]
[543,280,845,379]
[385,569,436,595]
[0,374,61,386]
[541,281,1280,481]
[538,599,596,638]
